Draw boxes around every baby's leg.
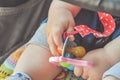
[13,44,61,80]
[5,19,62,80]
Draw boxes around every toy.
[49,36,93,71]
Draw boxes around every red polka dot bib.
[64,12,116,38]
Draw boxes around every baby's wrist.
[51,0,80,17]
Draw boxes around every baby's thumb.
[66,26,74,32]
[74,66,83,77]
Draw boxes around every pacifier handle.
[49,56,93,67]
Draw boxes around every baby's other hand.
[46,0,80,56]
[74,48,111,80]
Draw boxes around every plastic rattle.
[49,36,93,71]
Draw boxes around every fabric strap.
[64,12,115,39]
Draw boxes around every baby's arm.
[74,36,120,80]
[104,36,120,66]
[50,0,80,17]
[102,36,120,79]
[102,36,120,80]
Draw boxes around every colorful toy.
[49,36,93,71]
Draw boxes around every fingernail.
[69,35,75,41]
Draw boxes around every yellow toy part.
[66,46,86,58]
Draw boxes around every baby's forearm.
[104,36,120,66]
[51,0,80,17]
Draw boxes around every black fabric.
[0,0,52,64]
[62,0,120,17]
[74,9,120,51]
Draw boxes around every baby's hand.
[74,48,111,80]
[46,0,80,56]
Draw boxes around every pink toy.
[49,56,93,67]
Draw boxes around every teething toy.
[49,37,93,71]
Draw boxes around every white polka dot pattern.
[64,12,116,38]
